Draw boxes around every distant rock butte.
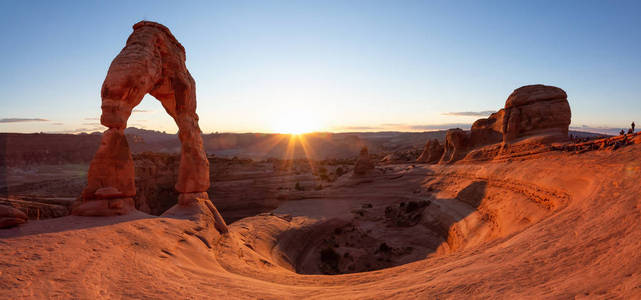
[73,21,225,231]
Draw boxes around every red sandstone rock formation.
[471,85,571,147]
[420,85,571,165]
[81,128,136,202]
[354,147,375,176]
[73,22,217,224]
[439,129,470,164]
[417,139,444,164]
[470,110,504,147]
[502,85,571,143]
[0,205,27,229]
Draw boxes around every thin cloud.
[336,126,381,131]
[334,123,472,132]
[133,109,153,113]
[442,111,495,117]
[52,122,64,125]
[0,118,49,123]
[409,123,472,130]
[84,117,99,120]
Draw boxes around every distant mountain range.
[124,127,447,160]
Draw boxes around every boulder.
[417,139,444,164]
[0,205,27,229]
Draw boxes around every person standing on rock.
[632,121,635,133]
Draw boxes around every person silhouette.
[632,121,636,133]
[620,129,625,135]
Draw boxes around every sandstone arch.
[74,21,210,216]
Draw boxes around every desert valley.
[2,3,641,299]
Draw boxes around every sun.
[271,110,323,134]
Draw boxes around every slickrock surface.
[2,143,641,298]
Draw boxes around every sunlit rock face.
[439,129,470,164]
[470,84,571,147]
[502,84,571,143]
[81,128,136,201]
[436,84,572,164]
[470,110,505,147]
[75,21,212,216]
[417,139,444,164]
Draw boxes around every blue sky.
[0,0,639,134]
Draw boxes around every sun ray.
[249,133,289,158]
[297,133,320,176]
[283,134,297,172]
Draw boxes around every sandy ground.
[1,144,641,299]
